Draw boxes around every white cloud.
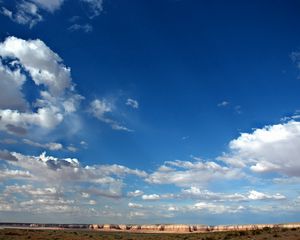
[1,0,104,28]
[146,158,242,187]
[2,150,146,201]
[0,149,18,161]
[81,192,90,198]
[126,98,139,109]
[0,36,82,135]
[89,99,132,132]
[142,194,160,200]
[127,190,144,197]
[219,121,300,177]
[181,187,285,202]
[128,211,145,218]
[1,2,43,28]
[68,23,93,33]
[0,169,32,181]
[88,199,97,205]
[0,108,63,131]
[67,145,78,152]
[1,183,78,214]
[1,0,65,28]
[31,0,65,12]
[81,0,103,18]
[89,98,112,118]
[0,60,27,111]
[248,190,286,200]
[193,202,244,214]
[23,139,63,151]
[4,184,60,197]
[167,206,179,211]
[128,202,143,208]
[1,150,149,214]
[0,36,71,95]
[217,101,229,107]
[181,187,246,202]
[83,186,123,199]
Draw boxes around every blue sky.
[1,0,300,225]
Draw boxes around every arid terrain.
[1,227,300,240]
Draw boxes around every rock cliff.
[88,223,300,233]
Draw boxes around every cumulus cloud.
[0,148,145,217]
[181,187,285,202]
[0,169,32,181]
[89,98,112,117]
[0,36,82,135]
[89,99,132,132]
[1,1,43,28]
[128,202,143,208]
[0,60,27,111]
[146,158,242,187]
[181,187,246,202]
[5,124,27,136]
[0,149,18,161]
[219,121,300,177]
[2,150,146,200]
[127,190,144,197]
[0,36,71,95]
[248,190,286,200]
[126,98,139,109]
[142,194,160,200]
[193,202,244,214]
[1,183,78,214]
[88,199,97,205]
[4,184,60,197]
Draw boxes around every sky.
[1,0,300,225]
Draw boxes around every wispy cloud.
[126,98,139,109]
[234,105,242,114]
[68,23,93,33]
[1,2,43,28]
[22,139,63,151]
[1,0,103,27]
[89,98,133,132]
[81,0,103,19]
[217,101,229,107]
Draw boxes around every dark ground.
[1,227,300,240]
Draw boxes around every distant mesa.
[87,223,300,233]
[1,223,300,233]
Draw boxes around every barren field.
[1,227,300,240]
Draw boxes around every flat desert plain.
[1,227,300,240]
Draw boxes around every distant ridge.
[1,222,300,233]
